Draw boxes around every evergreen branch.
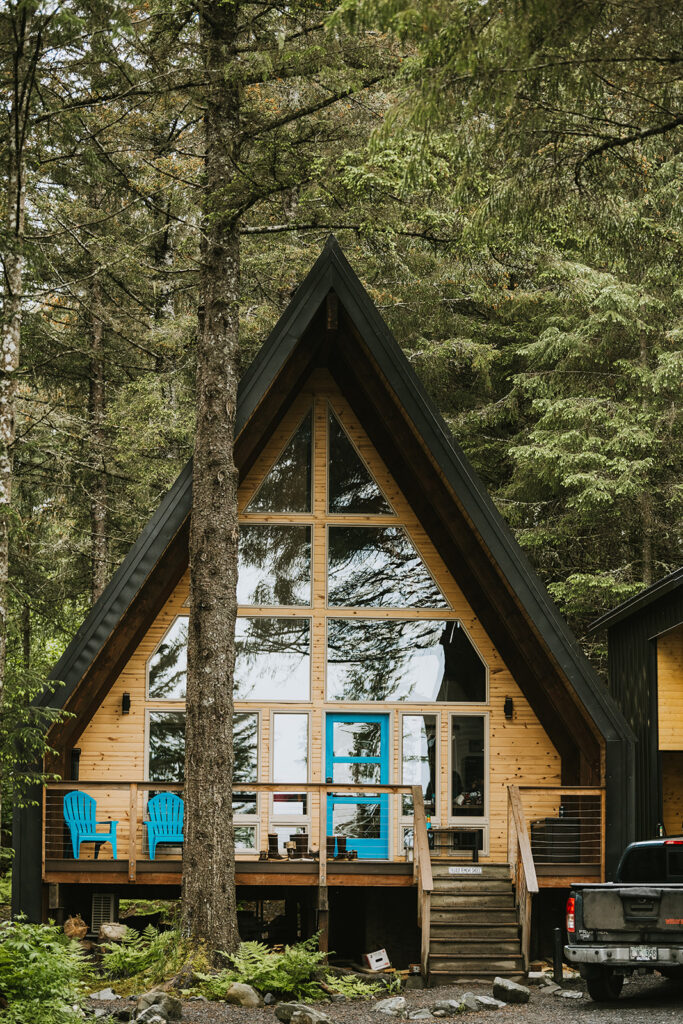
[574,115,683,186]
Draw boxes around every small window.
[235,825,257,852]
[273,714,309,817]
[238,524,311,606]
[327,619,485,702]
[328,409,393,514]
[148,617,188,699]
[402,715,437,817]
[235,617,310,700]
[148,711,186,781]
[247,411,312,513]
[451,716,485,818]
[234,712,258,782]
[327,526,448,608]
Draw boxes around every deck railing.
[507,785,539,971]
[411,786,433,977]
[43,780,417,882]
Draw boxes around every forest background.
[1,0,681,834]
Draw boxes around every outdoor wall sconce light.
[121,692,131,715]
[504,696,514,720]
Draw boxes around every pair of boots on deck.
[262,833,358,860]
[327,836,357,860]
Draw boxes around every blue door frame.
[325,713,389,859]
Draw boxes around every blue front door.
[325,714,389,859]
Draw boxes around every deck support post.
[318,786,329,951]
[128,783,137,882]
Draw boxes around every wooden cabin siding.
[657,625,683,751]
[73,371,562,865]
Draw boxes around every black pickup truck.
[565,838,683,1001]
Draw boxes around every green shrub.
[324,973,383,999]
[101,925,194,989]
[0,918,93,1024]
[195,934,329,1002]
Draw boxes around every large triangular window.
[328,409,393,514]
[247,410,312,513]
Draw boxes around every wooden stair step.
[429,955,524,972]
[431,893,515,909]
[432,879,513,893]
[431,925,520,940]
[430,908,519,925]
[430,939,522,956]
[430,863,511,880]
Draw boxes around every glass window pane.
[149,712,185,781]
[402,715,437,817]
[234,794,257,816]
[238,525,311,606]
[451,716,485,817]
[328,410,392,514]
[332,801,382,838]
[272,793,308,816]
[234,712,258,782]
[148,617,187,699]
[235,825,257,851]
[271,825,307,855]
[247,411,312,513]
[235,617,310,700]
[273,714,308,783]
[327,619,486,702]
[332,762,382,784]
[327,527,447,608]
[332,719,382,758]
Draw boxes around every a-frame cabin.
[14,238,634,979]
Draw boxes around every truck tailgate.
[583,886,683,931]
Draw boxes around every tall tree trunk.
[0,2,38,735]
[181,0,241,956]
[639,331,653,587]
[89,281,108,604]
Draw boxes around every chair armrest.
[96,820,119,825]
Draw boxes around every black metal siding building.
[591,568,683,840]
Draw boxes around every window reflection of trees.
[327,527,448,608]
[148,711,186,781]
[328,410,392,514]
[235,617,310,700]
[148,618,188,699]
[247,411,312,513]
[327,619,486,702]
[402,715,437,816]
[332,720,382,784]
[238,524,311,606]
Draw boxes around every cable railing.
[519,785,605,876]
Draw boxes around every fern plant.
[195,934,330,1001]
[101,926,192,987]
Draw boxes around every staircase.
[427,862,525,984]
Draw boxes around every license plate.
[630,945,657,961]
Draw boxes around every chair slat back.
[148,793,184,836]
[64,791,97,831]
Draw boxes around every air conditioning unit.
[91,892,118,935]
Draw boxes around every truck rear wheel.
[586,968,624,1002]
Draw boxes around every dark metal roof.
[589,567,683,635]
[44,237,634,750]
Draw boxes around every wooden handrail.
[507,785,538,972]
[45,781,413,794]
[412,786,433,979]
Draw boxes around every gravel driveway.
[91,974,683,1024]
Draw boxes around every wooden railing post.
[412,786,433,980]
[128,783,137,882]
[507,785,539,971]
[318,786,329,952]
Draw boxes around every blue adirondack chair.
[146,793,184,860]
[63,791,118,860]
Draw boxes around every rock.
[264,993,277,1005]
[538,974,557,987]
[64,914,88,940]
[430,1000,461,1013]
[276,1003,330,1023]
[91,989,118,1002]
[113,1011,133,1022]
[526,972,545,985]
[290,1011,333,1024]
[558,990,582,999]
[538,983,561,995]
[492,977,530,1005]
[404,976,425,991]
[224,982,263,1008]
[135,1009,167,1024]
[460,993,479,1012]
[408,1010,433,1020]
[94,1012,109,1020]
[135,990,182,1021]
[330,993,347,1002]
[372,996,407,1016]
[99,922,129,943]
[475,995,506,1009]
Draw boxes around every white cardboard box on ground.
[363,949,391,971]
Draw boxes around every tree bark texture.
[89,281,108,604]
[0,4,39,712]
[181,0,241,956]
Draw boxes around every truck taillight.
[665,839,683,845]
[566,895,576,933]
